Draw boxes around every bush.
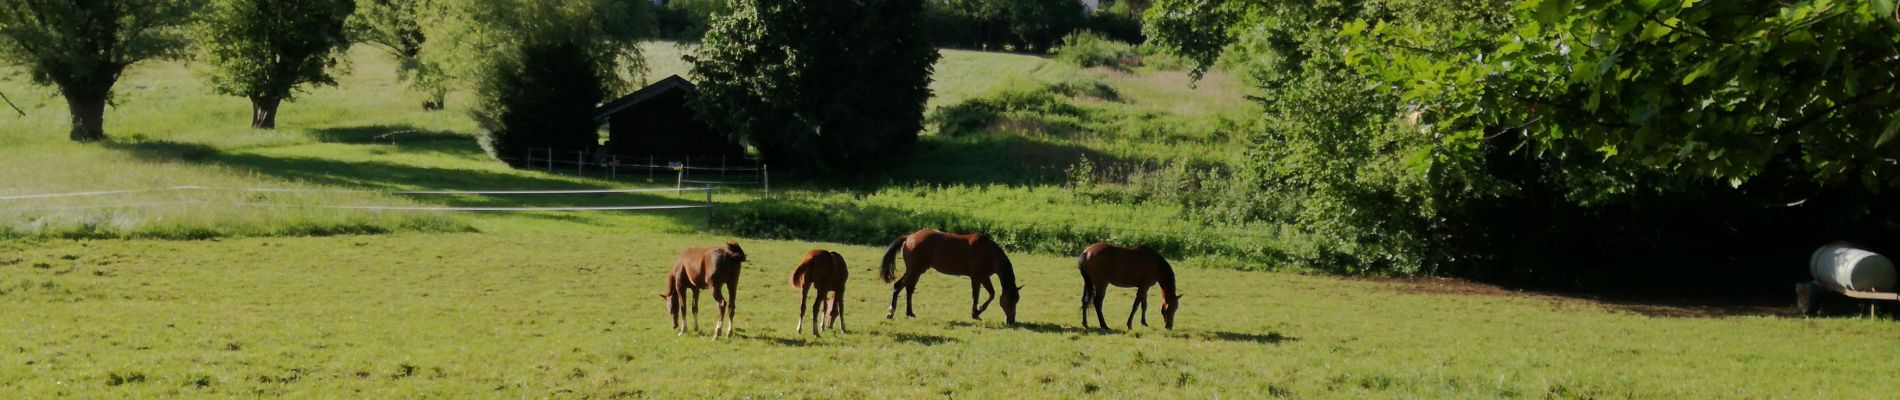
[1051,31,1138,69]
[929,83,1089,137]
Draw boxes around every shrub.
[1051,31,1138,69]
[929,83,1089,137]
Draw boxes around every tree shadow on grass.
[101,139,714,226]
[871,331,961,346]
[1178,330,1296,345]
[745,334,834,347]
[307,125,486,158]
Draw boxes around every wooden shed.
[593,75,746,162]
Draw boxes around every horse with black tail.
[880,229,1021,324]
[1078,243,1180,330]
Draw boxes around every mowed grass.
[2,232,1897,397]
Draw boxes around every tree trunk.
[64,89,109,142]
[422,90,446,111]
[250,96,282,129]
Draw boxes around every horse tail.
[880,237,906,283]
[789,259,805,289]
[1077,251,1092,294]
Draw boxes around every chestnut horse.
[789,249,848,335]
[1078,243,1180,330]
[663,241,747,339]
[880,229,1021,324]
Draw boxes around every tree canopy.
[421,0,652,163]
[198,0,356,129]
[350,0,448,110]
[1144,0,1900,289]
[0,0,202,141]
[690,0,939,170]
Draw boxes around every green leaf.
[1341,19,1369,37]
[1878,112,1900,148]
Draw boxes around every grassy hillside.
[1,43,1275,266]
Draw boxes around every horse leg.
[797,284,810,333]
[706,286,718,339]
[834,290,847,333]
[1086,271,1102,327]
[811,291,826,337]
[1139,286,1150,327]
[887,280,904,319]
[974,277,996,320]
[904,280,918,318]
[1127,286,1147,329]
[1092,284,1110,330]
[691,288,702,333]
[725,282,738,338]
[968,279,982,320]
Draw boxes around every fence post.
[720,155,727,182]
[705,186,714,228]
[763,164,770,199]
[647,155,655,183]
[524,148,532,169]
[577,151,585,175]
[546,148,553,172]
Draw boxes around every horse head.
[720,240,748,263]
[1161,292,1181,330]
[1002,285,1023,324]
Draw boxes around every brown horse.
[880,229,1021,324]
[1078,243,1180,330]
[788,249,849,336]
[663,241,747,339]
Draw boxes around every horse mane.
[987,237,1019,295]
[1156,255,1178,299]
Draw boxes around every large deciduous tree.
[199,0,355,129]
[424,0,650,165]
[691,0,939,170]
[350,0,448,111]
[0,0,201,141]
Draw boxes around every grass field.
[4,233,1898,397]
[5,43,1900,397]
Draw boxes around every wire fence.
[498,148,770,197]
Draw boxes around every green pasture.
[3,233,1897,397]
[3,43,1897,398]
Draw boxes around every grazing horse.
[880,229,1021,324]
[663,241,747,339]
[789,249,849,335]
[1078,243,1180,330]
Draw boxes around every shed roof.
[593,75,696,122]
